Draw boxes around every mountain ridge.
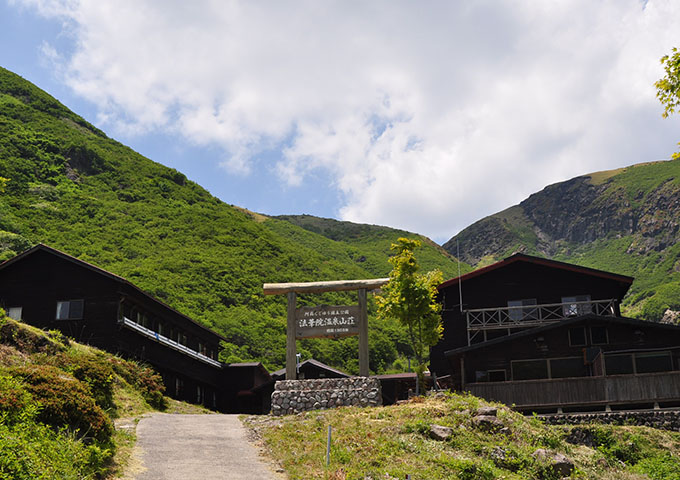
[443,159,680,320]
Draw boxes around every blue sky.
[2,1,679,243]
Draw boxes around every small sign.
[295,305,360,338]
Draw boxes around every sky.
[1,0,679,244]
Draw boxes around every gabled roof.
[443,314,680,358]
[438,253,634,291]
[271,358,349,379]
[226,362,272,379]
[0,244,228,341]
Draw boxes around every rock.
[490,447,507,467]
[476,406,498,417]
[532,449,575,477]
[472,415,504,432]
[429,424,453,441]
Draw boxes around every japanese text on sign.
[295,305,360,338]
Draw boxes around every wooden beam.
[358,288,369,377]
[286,291,297,380]
[263,278,389,295]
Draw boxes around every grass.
[245,393,680,480]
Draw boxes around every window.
[475,370,506,382]
[196,385,204,404]
[590,326,608,345]
[605,354,634,375]
[508,299,537,322]
[175,378,185,397]
[136,312,151,329]
[635,352,672,374]
[7,307,22,320]
[562,295,592,316]
[178,333,187,346]
[569,327,587,346]
[550,357,586,378]
[55,300,84,320]
[512,359,549,380]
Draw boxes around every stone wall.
[541,409,680,431]
[271,377,382,416]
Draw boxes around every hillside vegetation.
[0,66,461,374]
[444,160,680,320]
[247,394,680,480]
[0,312,168,479]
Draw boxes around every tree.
[377,238,443,393]
[655,47,680,159]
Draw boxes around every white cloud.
[15,0,680,241]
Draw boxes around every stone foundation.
[541,409,680,431]
[271,377,382,416]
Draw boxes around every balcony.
[120,316,223,368]
[466,299,618,345]
[466,371,680,411]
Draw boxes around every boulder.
[476,406,498,417]
[472,415,504,432]
[532,449,575,477]
[429,424,453,441]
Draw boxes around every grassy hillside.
[274,214,469,279]
[444,160,680,320]
[246,394,680,479]
[0,312,169,479]
[0,66,459,374]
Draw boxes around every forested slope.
[0,66,459,373]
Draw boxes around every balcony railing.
[120,316,223,368]
[467,371,680,410]
[466,299,618,345]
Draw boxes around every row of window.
[5,300,84,321]
[171,377,217,408]
[507,295,593,321]
[122,303,217,360]
[476,351,674,382]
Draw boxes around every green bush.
[0,419,106,480]
[632,452,680,479]
[53,352,115,411]
[107,356,166,410]
[0,317,66,354]
[9,364,113,443]
[0,374,35,425]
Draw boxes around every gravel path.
[133,414,283,480]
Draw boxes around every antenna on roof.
[457,238,463,313]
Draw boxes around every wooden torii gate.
[263,278,389,379]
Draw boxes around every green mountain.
[275,214,468,279]
[0,66,460,374]
[443,160,680,320]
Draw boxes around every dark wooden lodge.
[0,244,267,412]
[270,358,350,381]
[430,254,680,411]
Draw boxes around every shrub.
[632,453,680,480]
[106,356,167,410]
[0,419,107,480]
[54,351,115,411]
[0,317,66,354]
[9,364,113,443]
[0,374,36,425]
